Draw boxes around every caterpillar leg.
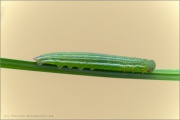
[78,67,84,70]
[68,66,73,69]
[57,66,62,69]
[141,70,145,74]
[141,69,147,74]
[36,62,43,66]
[90,68,95,70]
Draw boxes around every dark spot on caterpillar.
[72,67,78,69]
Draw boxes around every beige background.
[1,1,179,119]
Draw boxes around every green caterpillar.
[34,52,156,73]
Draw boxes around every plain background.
[1,1,179,119]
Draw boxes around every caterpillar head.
[146,60,156,73]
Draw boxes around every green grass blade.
[0,58,179,81]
